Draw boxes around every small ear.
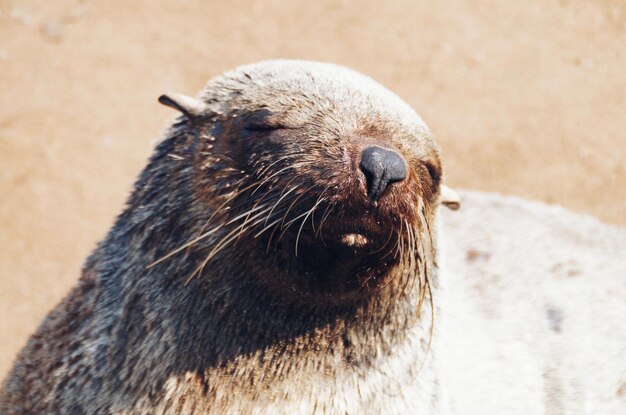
[440,185,461,210]
[158,93,208,119]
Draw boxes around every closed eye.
[244,122,287,132]
[244,111,289,132]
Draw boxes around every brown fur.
[0,61,445,414]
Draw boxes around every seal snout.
[359,146,407,201]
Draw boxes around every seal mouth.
[339,233,370,248]
[293,235,394,297]
[321,213,396,253]
[272,210,402,299]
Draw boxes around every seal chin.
[280,220,400,301]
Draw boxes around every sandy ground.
[0,0,625,378]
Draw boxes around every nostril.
[360,146,407,201]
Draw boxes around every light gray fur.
[438,191,626,414]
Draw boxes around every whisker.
[316,200,336,242]
[252,199,297,239]
[216,206,275,253]
[398,221,414,299]
[308,184,332,236]
[254,216,283,239]
[254,152,305,180]
[147,224,224,269]
[147,177,270,269]
[276,185,318,244]
[415,248,428,320]
[414,271,435,378]
[250,161,312,197]
[265,221,282,254]
[369,227,396,255]
[264,183,300,226]
[294,196,326,257]
[279,186,312,229]
[185,205,274,284]
[225,202,272,227]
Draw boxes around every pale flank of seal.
[437,192,626,414]
[1,61,625,415]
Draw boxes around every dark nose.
[360,146,407,201]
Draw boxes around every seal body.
[438,192,626,414]
[1,61,625,414]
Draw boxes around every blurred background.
[0,0,625,377]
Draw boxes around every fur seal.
[2,60,626,414]
[0,60,455,414]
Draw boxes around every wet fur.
[0,61,444,414]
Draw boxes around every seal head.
[155,60,445,304]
